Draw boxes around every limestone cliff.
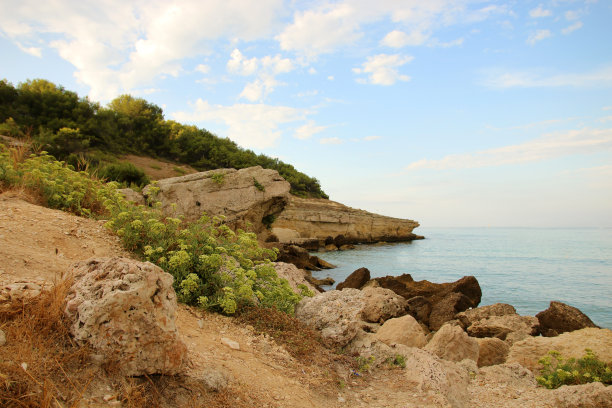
[143,166,290,236]
[271,196,422,247]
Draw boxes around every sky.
[1,0,611,228]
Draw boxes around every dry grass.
[0,278,96,408]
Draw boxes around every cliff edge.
[271,195,423,248]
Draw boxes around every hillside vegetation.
[0,79,327,198]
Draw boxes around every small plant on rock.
[253,177,265,192]
[211,172,224,185]
[536,349,612,389]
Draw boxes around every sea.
[311,227,612,329]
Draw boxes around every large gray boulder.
[295,287,407,347]
[143,166,290,235]
[65,257,186,376]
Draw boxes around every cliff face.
[143,166,290,236]
[271,196,422,247]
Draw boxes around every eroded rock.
[272,262,317,294]
[476,337,509,367]
[336,267,370,290]
[467,314,539,344]
[455,303,517,328]
[65,257,186,376]
[553,382,612,408]
[425,324,479,363]
[374,314,427,348]
[536,301,598,337]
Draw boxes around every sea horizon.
[313,226,612,330]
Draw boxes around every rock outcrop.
[424,324,480,363]
[336,267,371,290]
[64,257,186,376]
[295,287,407,347]
[272,262,318,294]
[271,196,422,248]
[536,301,599,337]
[506,327,612,372]
[372,274,482,330]
[476,337,510,367]
[455,303,517,328]
[553,382,612,408]
[467,314,540,344]
[143,166,290,237]
[373,314,428,348]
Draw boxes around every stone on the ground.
[455,303,516,328]
[476,337,509,367]
[403,348,471,408]
[336,267,371,290]
[506,327,612,372]
[553,382,612,408]
[221,337,240,350]
[425,324,479,363]
[374,315,427,348]
[295,287,407,347]
[467,314,539,344]
[536,301,598,337]
[65,257,186,376]
[0,329,5,346]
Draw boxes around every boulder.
[425,324,479,363]
[336,267,371,290]
[467,314,539,344]
[272,262,317,294]
[117,188,145,205]
[553,382,612,408]
[295,287,407,347]
[403,348,471,408]
[374,315,427,348]
[361,286,408,323]
[276,244,330,271]
[64,257,186,376]
[455,303,516,328]
[406,296,432,325]
[143,166,290,236]
[536,301,598,337]
[374,275,482,330]
[476,337,509,367]
[507,327,612,372]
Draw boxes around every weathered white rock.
[374,315,427,348]
[403,348,471,408]
[221,337,240,350]
[425,324,479,363]
[0,281,43,302]
[0,329,6,346]
[476,337,509,367]
[65,257,186,376]
[144,166,291,235]
[295,287,407,347]
[507,327,612,372]
[456,303,517,328]
[553,382,612,408]
[272,262,317,294]
[467,314,539,344]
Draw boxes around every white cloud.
[227,49,259,75]
[294,121,327,140]
[0,0,285,101]
[381,30,428,47]
[562,21,583,35]
[320,137,343,145]
[483,66,612,88]
[599,116,612,123]
[603,106,612,111]
[405,127,612,170]
[327,76,335,81]
[353,54,413,85]
[195,64,210,74]
[172,99,306,149]
[565,10,580,21]
[239,76,282,102]
[529,5,552,18]
[16,42,42,57]
[308,67,317,74]
[363,135,381,141]
[527,29,552,45]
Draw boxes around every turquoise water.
[313,228,612,329]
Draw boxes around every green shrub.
[386,354,406,369]
[262,214,276,229]
[536,349,612,389]
[99,162,150,187]
[253,177,265,192]
[211,172,224,185]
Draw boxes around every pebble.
[221,337,240,350]
[338,396,346,403]
[197,319,204,329]
[0,329,6,346]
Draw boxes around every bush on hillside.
[99,162,150,187]
[536,349,612,389]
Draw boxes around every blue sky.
[1,0,611,227]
